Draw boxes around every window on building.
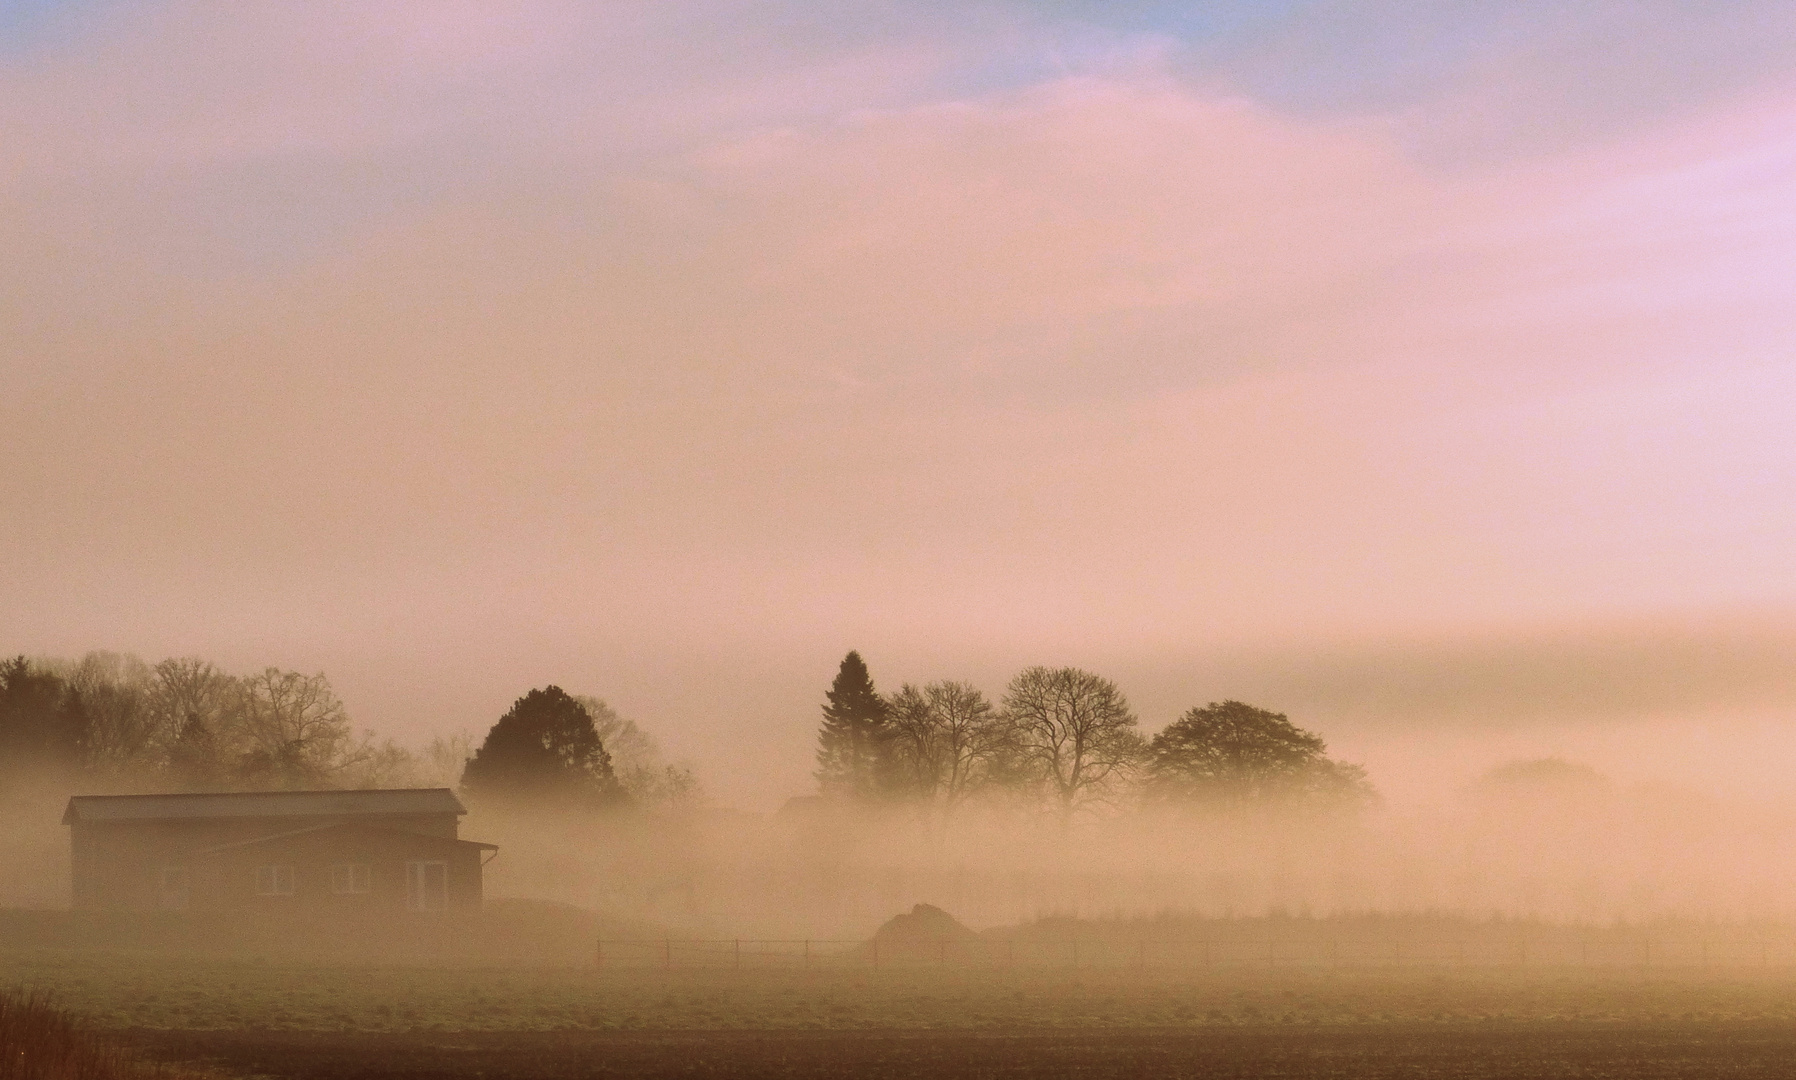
[329,863,372,894]
[254,864,295,896]
[157,866,189,910]
[405,860,447,911]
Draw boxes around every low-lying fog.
[8,743,1796,940]
[471,774,1796,938]
[7,634,1796,942]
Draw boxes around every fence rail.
[593,936,1796,971]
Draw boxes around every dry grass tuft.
[0,987,178,1080]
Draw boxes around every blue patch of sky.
[0,0,131,58]
[19,0,1794,269]
[1011,0,1796,120]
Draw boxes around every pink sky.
[4,1,1796,808]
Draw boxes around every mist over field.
[7,643,1796,944]
[15,9,1796,1080]
[4,0,1796,982]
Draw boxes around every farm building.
[63,788,496,913]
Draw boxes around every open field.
[14,912,1796,1077]
[11,950,1796,1032]
[125,1024,1796,1079]
[8,948,1796,1078]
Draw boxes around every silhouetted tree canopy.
[814,651,894,799]
[0,657,88,777]
[461,686,625,806]
[1147,700,1375,809]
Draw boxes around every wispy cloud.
[4,1,1796,806]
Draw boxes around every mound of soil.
[871,904,978,945]
[856,904,979,964]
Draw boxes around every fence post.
[1701,941,1708,968]
[1006,939,1014,968]
[663,938,671,971]
[595,939,603,970]
[1202,940,1211,967]
[1071,939,1079,970]
[1643,940,1650,969]
[734,939,741,972]
[938,938,947,968]
[1268,940,1276,969]
[1331,940,1339,970]
[871,939,879,971]
[803,940,810,970]
[1138,939,1147,970]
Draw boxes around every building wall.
[199,829,484,914]
[70,814,478,913]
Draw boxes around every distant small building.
[63,788,496,914]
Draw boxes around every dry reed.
[0,987,168,1080]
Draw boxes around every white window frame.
[329,863,372,894]
[405,860,448,911]
[254,864,295,896]
[157,865,189,910]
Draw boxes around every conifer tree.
[462,686,626,807]
[813,651,892,799]
[0,657,89,779]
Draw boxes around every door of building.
[405,860,447,911]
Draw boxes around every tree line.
[0,653,409,790]
[0,653,697,811]
[3,646,1369,819]
[813,651,1375,819]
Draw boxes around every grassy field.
[8,949,1796,1032]
[123,1024,1796,1080]
[11,907,1796,1077]
[10,948,1796,1077]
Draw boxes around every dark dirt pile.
[858,903,979,963]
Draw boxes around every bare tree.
[419,731,476,787]
[1000,667,1146,821]
[147,658,244,787]
[329,736,429,789]
[572,695,658,774]
[237,668,361,787]
[885,681,1007,812]
[573,693,705,812]
[64,652,157,770]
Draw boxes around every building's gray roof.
[62,788,466,824]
